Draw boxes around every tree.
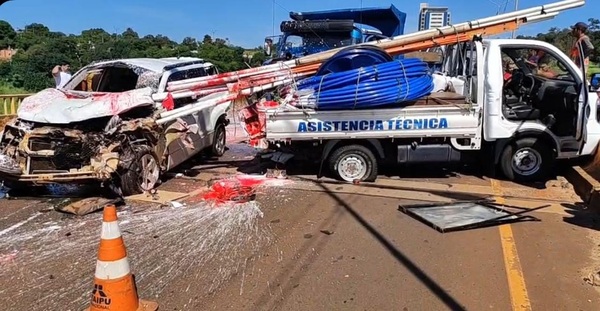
[122,28,139,40]
[0,20,16,48]
[524,23,600,64]
[0,20,256,93]
[181,37,198,50]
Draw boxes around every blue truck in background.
[263,5,407,64]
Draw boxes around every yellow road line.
[491,179,532,311]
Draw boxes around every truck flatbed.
[265,92,479,141]
[410,92,469,107]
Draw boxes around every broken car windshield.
[63,63,158,93]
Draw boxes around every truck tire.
[119,146,161,196]
[329,144,378,182]
[209,122,227,157]
[500,137,554,182]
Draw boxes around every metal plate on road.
[399,200,542,233]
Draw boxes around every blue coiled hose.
[297,58,433,110]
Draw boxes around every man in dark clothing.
[570,22,595,74]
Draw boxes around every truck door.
[574,40,590,151]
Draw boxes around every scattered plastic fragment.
[201,174,292,205]
[169,201,185,208]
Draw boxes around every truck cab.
[482,38,600,178]
[263,5,406,64]
[265,21,389,61]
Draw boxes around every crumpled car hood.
[17,87,156,124]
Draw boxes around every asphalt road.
[1,143,599,311]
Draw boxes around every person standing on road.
[569,22,595,74]
[52,63,72,89]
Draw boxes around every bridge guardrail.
[0,94,31,116]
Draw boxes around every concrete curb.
[564,166,600,211]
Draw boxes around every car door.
[163,67,212,170]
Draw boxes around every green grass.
[588,63,600,77]
[0,81,27,95]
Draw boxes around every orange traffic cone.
[84,204,158,311]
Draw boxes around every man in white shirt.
[52,63,72,89]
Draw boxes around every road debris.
[55,197,117,216]
[201,174,292,205]
[399,200,543,233]
[126,190,189,204]
[320,230,334,235]
[584,271,600,287]
[169,201,185,208]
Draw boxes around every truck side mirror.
[590,73,600,92]
[264,39,272,57]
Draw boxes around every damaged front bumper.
[0,121,121,184]
[0,154,23,175]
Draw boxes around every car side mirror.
[590,73,600,92]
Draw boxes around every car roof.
[89,57,208,73]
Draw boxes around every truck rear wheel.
[329,145,378,182]
[500,137,554,182]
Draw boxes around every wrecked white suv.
[0,57,231,196]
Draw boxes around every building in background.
[0,48,17,61]
[418,3,451,31]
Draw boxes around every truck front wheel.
[500,137,554,182]
[329,145,378,182]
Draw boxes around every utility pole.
[511,0,519,38]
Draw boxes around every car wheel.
[119,146,161,196]
[209,122,227,157]
[329,144,378,182]
[500,137,554,182]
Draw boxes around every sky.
[0,0,597,49]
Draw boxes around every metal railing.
[0,94,31,116]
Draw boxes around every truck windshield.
[285,34,353,50]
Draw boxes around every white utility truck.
[260,38,600,182]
